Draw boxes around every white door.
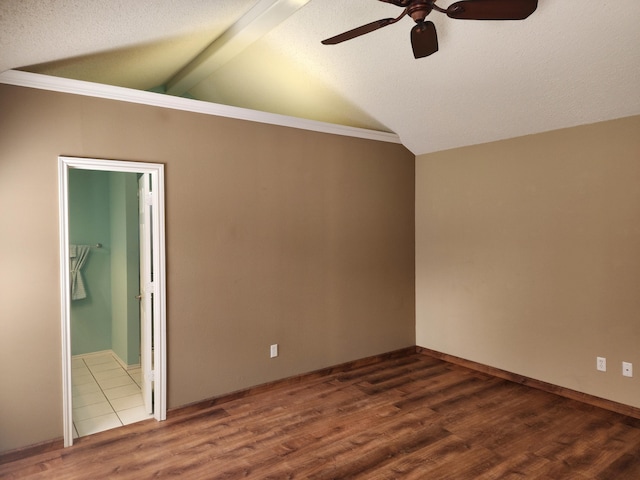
[139,173,153,415]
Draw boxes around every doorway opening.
[58,157,167,447]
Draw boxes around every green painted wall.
[110,172,141,366]
[69,169,112,355]
[69,169,140,365]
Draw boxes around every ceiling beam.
[166,0,310,97]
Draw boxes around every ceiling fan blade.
[446,0,538,20]
[411,21,438,59]
[321,18,396,45]
[378,0,411,6]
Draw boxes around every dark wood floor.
[2,352,640,479]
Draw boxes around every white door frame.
[138,173,154,415]
[58,156,167,447]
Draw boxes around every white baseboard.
[72,350,113,361]
[73,349,140,371]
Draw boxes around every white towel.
[70,244,91,300]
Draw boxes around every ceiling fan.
[321,0,538,58]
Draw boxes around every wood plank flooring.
[2,352,640,479]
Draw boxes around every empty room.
[1,1,639,478]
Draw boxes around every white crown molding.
[0,70,402,145]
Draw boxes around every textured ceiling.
[1,0,639,155]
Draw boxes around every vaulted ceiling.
[1,0,639,155]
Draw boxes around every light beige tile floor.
[72,353,152,438]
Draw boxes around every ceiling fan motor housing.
[408,2,433,23]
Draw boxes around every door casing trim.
[58,156,167,447]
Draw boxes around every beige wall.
[416,115,640,408]
[0,84,415,453]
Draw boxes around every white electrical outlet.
[270,344,279,358]
[623,362,633,377]
[597,357,606,372]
